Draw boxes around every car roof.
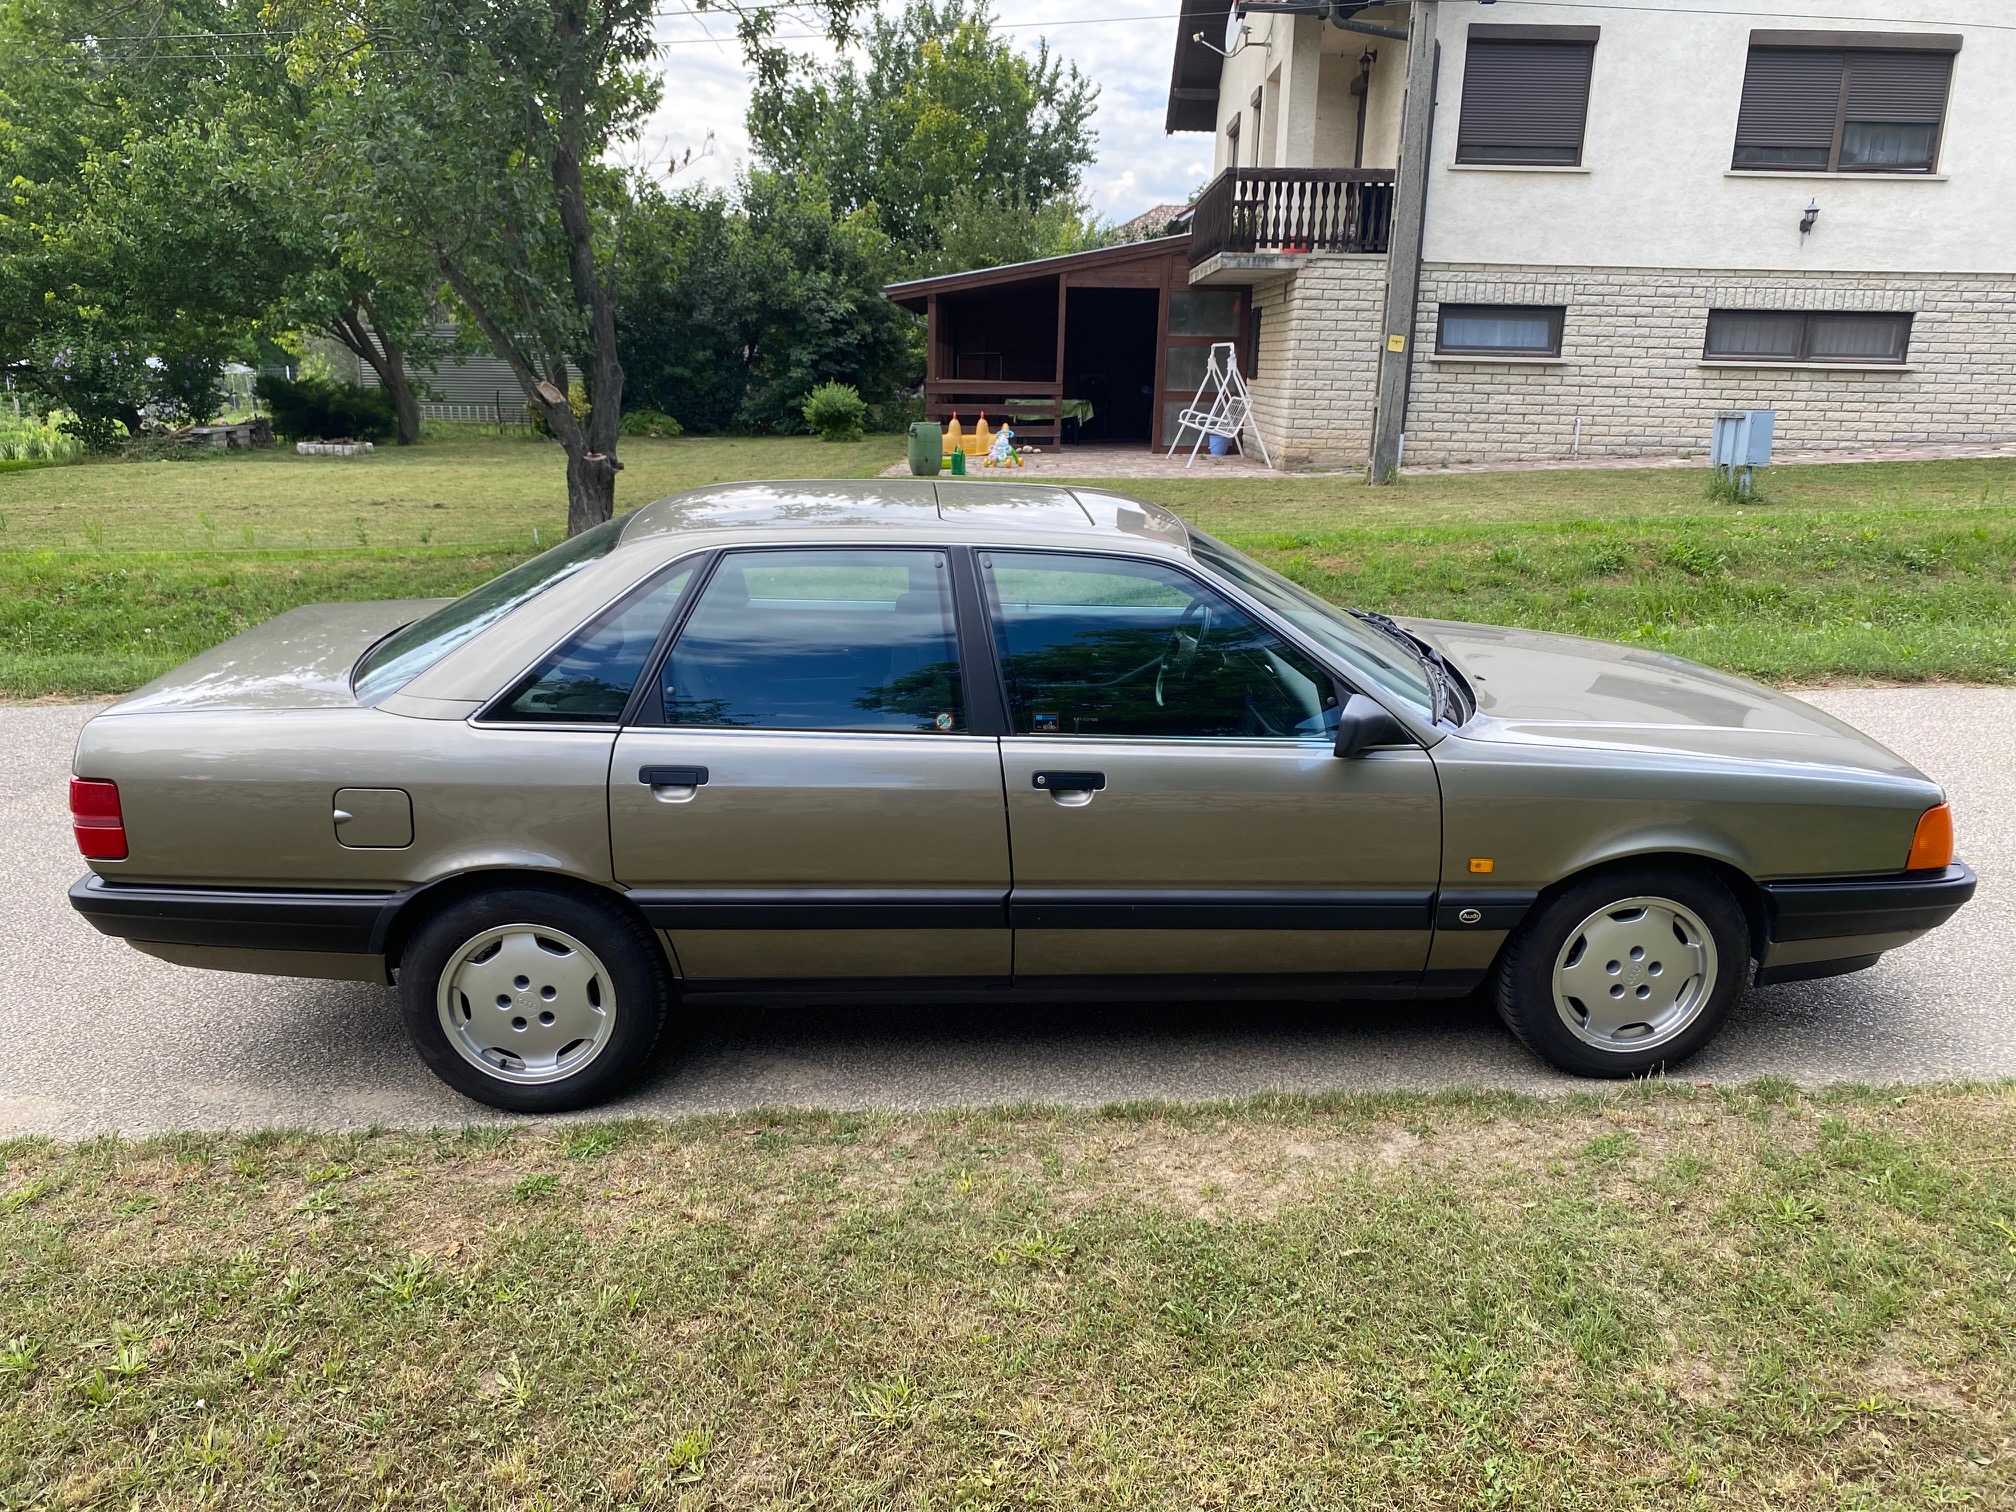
[618,479,1193,554]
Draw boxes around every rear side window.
[982,552,1338,741]
[354,513,630,700]
[490,565,697,722]
[659,549,966,733]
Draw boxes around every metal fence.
[419,398,534,429]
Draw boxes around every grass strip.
[1,1085,2012,1507]
[10,501,2016,697]
[0,549,516,698]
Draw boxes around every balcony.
[1187,168,1396,267]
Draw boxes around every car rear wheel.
[1494,867,1748,1078]
[399,886,671,1113]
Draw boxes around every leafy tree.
[617,173,918,435]
[297,0,795,532]
[746,0,1100,275]
[0,0,286,436]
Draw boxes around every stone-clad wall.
[1245,255,1386,469]
[1242,256,2016,468]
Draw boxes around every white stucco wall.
[1420,0,2016,275]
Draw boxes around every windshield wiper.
[1349,609,1452,724]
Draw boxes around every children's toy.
[971,412,992,456]
[982,422,1023,468]
[942,412,965,467]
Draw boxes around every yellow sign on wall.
[1386,334,1407,353]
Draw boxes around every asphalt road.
[3,690,2009,1136]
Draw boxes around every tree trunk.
[377,352,423,447]
[329,303,422,445]
[564,445,620,538]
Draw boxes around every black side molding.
[630,889,1006,930]
[1010,889,1433,930]
[1434,891,1538,930]
[1755,953,1883,987]
[69,874,403,954]
[1761,862,1976,943]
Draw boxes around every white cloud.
[639,0,1206,219]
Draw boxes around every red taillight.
[70,777,127,861]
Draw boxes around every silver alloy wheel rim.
[436,924,617,1085]
[1550,895,1718,1054]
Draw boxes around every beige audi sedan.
[69,481,1973,1110]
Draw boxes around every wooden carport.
[884,235,1253,454]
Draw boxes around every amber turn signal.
[1907,803,1953,872]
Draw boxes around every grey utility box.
[1711,409,1776,471]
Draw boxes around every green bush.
[254,375,396,442]
[618,408,683,439]
[865,393,925,434]
[803,381,867,443]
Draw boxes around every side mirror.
[1333,693,1408,758]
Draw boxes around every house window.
[1733,33,1959,173]
[1455,25,1599,166]
[1704,310,1913,364]
[1436,304,1566,358]
[1225,116,1239,171]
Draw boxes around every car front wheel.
[1494,867,1748,1078]
[399,885,671,1113]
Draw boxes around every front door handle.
[1032,771,1105,792]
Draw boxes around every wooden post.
[1054,274,1068,445]
[1369,0,1438,484]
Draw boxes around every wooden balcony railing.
[1187,168,1397,265]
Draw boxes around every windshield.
[353,513,632,700]
[1189,532,1437,718]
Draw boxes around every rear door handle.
[1032,771,1105,791]
[640,765,708,804]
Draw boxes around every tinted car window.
[984,552,1338,740]
[661,549,965,732]
[354,513,631,700]
[492,565,696,722]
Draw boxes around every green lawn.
[2,1086,2012,1508]
[5,433,2015,695]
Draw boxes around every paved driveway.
[3,690,2008,1136]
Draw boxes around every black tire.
[1494,866,1750,1078]
[399,885,671,1113]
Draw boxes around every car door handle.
[1033,770,1104,806]
[640,765,708,804]
[640,766,708,787]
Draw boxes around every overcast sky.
[640,1,1216,223]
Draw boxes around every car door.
[610,545,1012,985]
[981,549,1441,983]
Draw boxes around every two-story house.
[889,0,2016,470]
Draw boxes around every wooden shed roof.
[883,234,1192,312]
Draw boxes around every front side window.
[1455,29,1599,166]
[1704,310,1913,365]
[660,549,965,733]
[354,513,631,700]
[1437,304,1566,358]
[1733,41,1955,173]
[490,565,696,723]
[984,552,1339,741]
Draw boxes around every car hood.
[1407,618,1927,779]
[102,600,451,715]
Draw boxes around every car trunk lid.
[103,600,451,715]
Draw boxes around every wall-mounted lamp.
[1800,200,1821,238]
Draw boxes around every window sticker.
[934,711,955,731]
[1033,712,1060,733]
